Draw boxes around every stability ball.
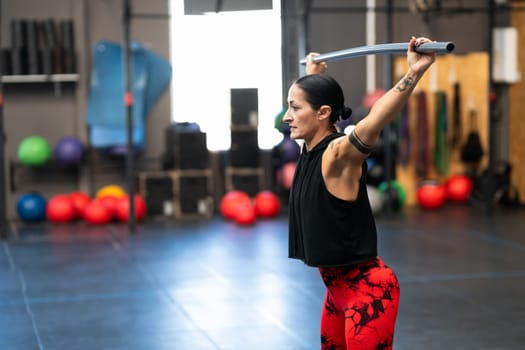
[362,89,386,109]
[83,198,113,225]
[69,191,91,218]
[54,136,85,166]
[46,194,77,223]
[366,185,384,214]
[378,180,407,210]
[445,175,473,203]
[17,136,51,166]
[99,195,119,218]
[367,163,385,187]
[277,162,296,190]
[417,180,447,210]
[234,200,257,226]
[220,190,251,220]
[96,184,126,199]
[254,191,281,218]
[114,194,147,222]
[278,135,300,164]
[17,192,47,222]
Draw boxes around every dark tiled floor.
[2,205,525,350]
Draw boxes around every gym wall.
[510,9,525,203]
[2,0,523,221]
[305,0,523,203]
[1,0,171,219]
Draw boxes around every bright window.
[169,0,283,151]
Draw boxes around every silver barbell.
[300,41,455,64]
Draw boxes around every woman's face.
[283,83,319,141]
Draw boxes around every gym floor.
[2,204,525,350]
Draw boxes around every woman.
[284,36,436,349]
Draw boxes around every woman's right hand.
[305,52,328,75]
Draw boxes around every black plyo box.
[137,170,214,219]
[231,88,258,127]
[173,169,214,219]
[165,130,209,170]
[230,129,259,167]
[225,167,264,197]
[137,171,176,218]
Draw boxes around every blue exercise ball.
[53,136,85,166]
[17,192,47,222]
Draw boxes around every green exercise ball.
[378,180,407,209]
[17,136,52,166]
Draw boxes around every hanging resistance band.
[450,82,462,149]
[416,91,429,178]
[434,91,449,176]
[398,102,411,167]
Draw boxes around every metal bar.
[0,0,8,238]
[383,0,395,215]
[123,0,136,233]
[300,41,455,64]
[308,5,525,14]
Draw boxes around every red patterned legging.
[319,257,400,350]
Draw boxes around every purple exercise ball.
[53,136,85,165]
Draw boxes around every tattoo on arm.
[396,76,414,92]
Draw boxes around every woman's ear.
[318,105,332,120]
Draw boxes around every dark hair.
[294,73,352,124]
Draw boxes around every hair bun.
[341,106,353,120]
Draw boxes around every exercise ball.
[234,200,257,226]
[17,136,51,166]
[83,198,113,225]
[417,180,447,210]
[277,161,296,190]
[99,195,119,218]
[278,135,300,164]
[17,192,47,222]
[378,180,407,210]
[114,194,147,222]
[96,184,126,199]
[445,174,473,203]
[46,194,76,223]
[54,136,84,166]
[366,185,384,214]
[367,163,385,187]
[254,191,281,218]
[362,89,386,109]
[220,190,251,220]
[69,191,91,218]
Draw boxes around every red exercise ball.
[445,175,473,203]
[220,190,251,220]
[98,195,119,218]
[277,162,296,190]
[254,191,281,218]
[69,191,91,218]
[114,194,147,223]
[46,194,77,223]
[234,200,257,226]
[362,89,386,109]
[417,181,447,210]
[83,199,113,225]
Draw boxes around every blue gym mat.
[86,40,172,149]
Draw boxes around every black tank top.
[288,132,377,267]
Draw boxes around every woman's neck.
[304,128,337,152]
